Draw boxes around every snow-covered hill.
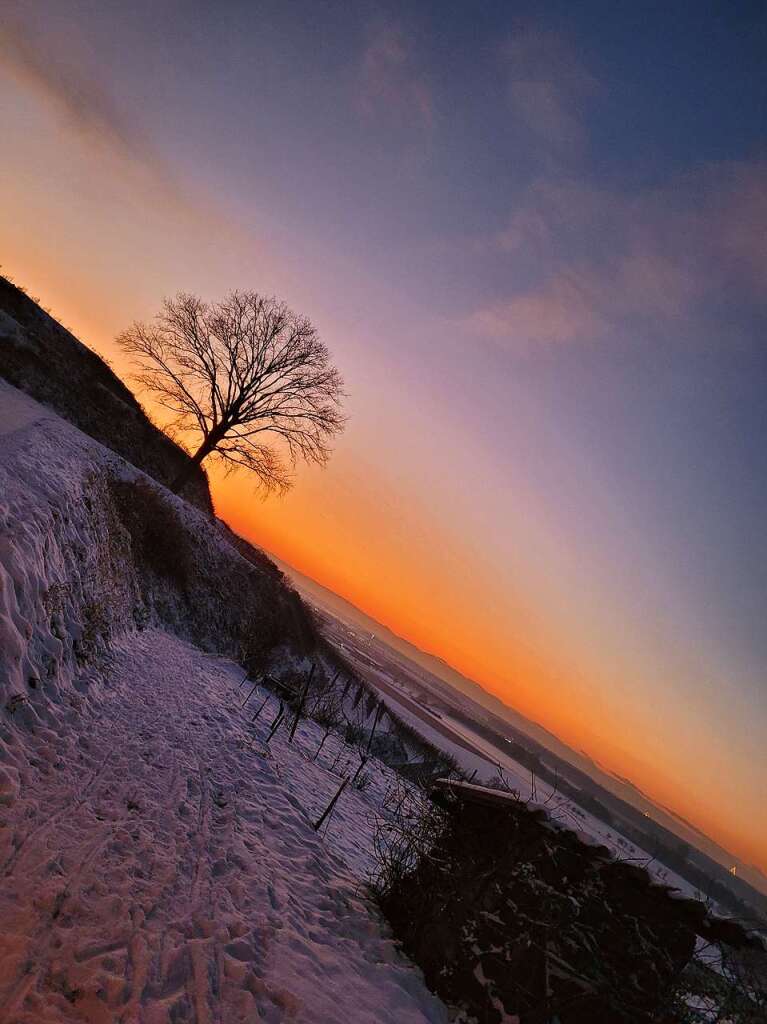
[0,382,447,1022]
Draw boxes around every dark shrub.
[108,478,193,590]
[374,785,737,1024]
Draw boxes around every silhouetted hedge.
[108,478,193,591]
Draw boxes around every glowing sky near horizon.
[1,1,766,871]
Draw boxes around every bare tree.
[117,291,345,493]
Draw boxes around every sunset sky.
[1,1,766,871]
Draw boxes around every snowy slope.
[0,383,447,1023]
[0,630,446,1023]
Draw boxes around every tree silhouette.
[118,291,345,494]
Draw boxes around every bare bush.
[370,778,448,898]
[678,943,767,1023]
[106,476,317,675]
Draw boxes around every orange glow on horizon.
[216,484,767,874]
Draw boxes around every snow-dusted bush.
[104,474,317,676]
[0,433,140,720]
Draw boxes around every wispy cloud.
[0,12,233,235]
[504,23,599,152]
[469,161,767,347]
[468,271,607,346]
[0,15,152,162]
[357,23,433,133]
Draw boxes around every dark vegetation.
[0,274,213,512]
[374,781,767,1024]
[217,520,285,581]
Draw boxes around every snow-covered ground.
[0,382,447,1023]
[0,630,446,1023]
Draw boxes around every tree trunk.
[171,436,215,494]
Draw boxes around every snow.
[0,383,447,1023]
[0,630,446,1022]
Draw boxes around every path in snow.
[0,629,446,1024]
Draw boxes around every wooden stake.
[252,692,270,721]
[288,663,314,744]
[265,702,285,744]
[313,776,349,832]
[364,701,385,757]
[352,755,369,784]
[241,680,260,706]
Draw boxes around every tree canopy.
[118,290,345,494]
